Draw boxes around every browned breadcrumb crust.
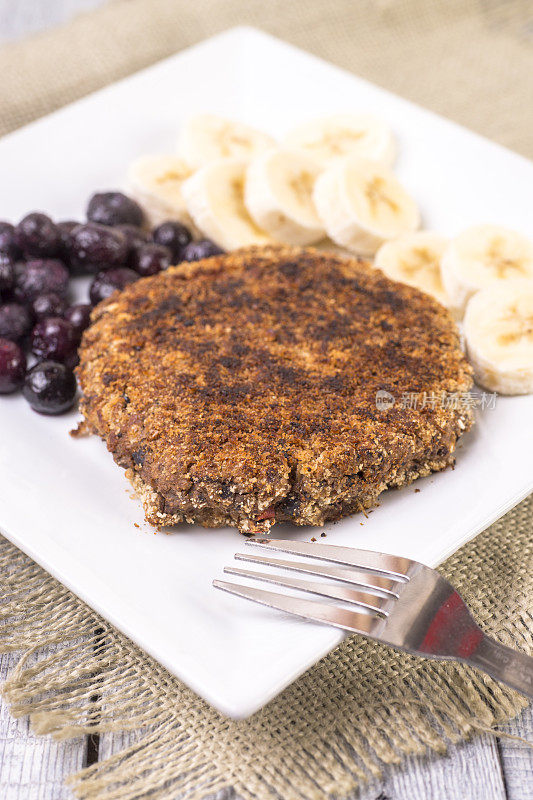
[76,245,474,534]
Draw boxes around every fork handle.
[465,634,533,699]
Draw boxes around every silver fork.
[213,538,533,699]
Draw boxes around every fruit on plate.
[14,213,60,258]
[127,154,195,227]
[178,114,275,168]
[0,338,26,394]
[0,193,197,414]
[67,223,129,274]
[87,191,144,228]
[441,225,533,316]
[14,258,70,301]
[0,303,33,343]
[181,239,224,262]
[0,221,21,258]
[30,317,79,368]
[284,113,396,167]
[463,279,533,395]
[374,231,449,306]
[0,254,14,294]
[64,303,92,340]
[23,360,77,414]
[182,158,271,250]
[152,221,192,261]
[245,149,325,245]
[131,243,172,277]
[31,292,67,321]
[313,156,420,255]
[89,267,139,306]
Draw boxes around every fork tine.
[223,566,390,614]
[213,579,383,636]
[246,538,413,579]
[234,552,399,597]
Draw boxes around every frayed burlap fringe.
[0,0,531,795]
[1,495,532,800]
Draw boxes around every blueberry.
[0,221,21,259]
[87,192,144,228]
[89,267,138,306]
[115,224,152,266]
[23,360,77,415]
[0,338,26,393]
[181,239,224,262]
[116,223,151,250]
[0,303,33,342]
[64,303,92,339]
[56,220,79,263]
[0,254,14,295]
[132,243,171,277]
[14,258,70,302]
[14,213,60,257]
[31,292,67,321]
[68,223,129,273]
[152,221,192,261]
[31,317,78,367]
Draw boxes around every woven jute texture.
[0,0,533,157]
[1,1,533,798]
[1,498,532,799]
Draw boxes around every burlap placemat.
[1,1,532,798]
[1,0,533,157]
[1,498,532,799]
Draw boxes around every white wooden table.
[1,648,532,799]
[1,3,532,798]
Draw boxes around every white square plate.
[0,27,532,719]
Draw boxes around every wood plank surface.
[0,2,532,799]
[356,733,506,800]
[0,653,88,800]
[499,705,533,800]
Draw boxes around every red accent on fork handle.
[420,591,483,658]
[419,591,533,699]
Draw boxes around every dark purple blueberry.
[87,192,145,228]
[115,224,152,266]
[67,223,129,272]
[22,360,76,414]
[0,254,14,294]
[14,258,70,302]
[0,222,21,259]
[14,213,60,257]
[31,292,67,321]
[0,338,26,393]
[56,220,79,262]
[31,317,78,367]
[181,239,224,262]
[0,303,33,342]
[152,221,192,261]
[116,224,151,249]
[64,303,92,339]
[89,267,138,306]
[132,243,171,277]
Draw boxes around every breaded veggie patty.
[77,245,474,533]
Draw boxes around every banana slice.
[374,232,449,306]
[284,114,396,167]
[244,149,325,245]
[313,157,420,255]
[464,279,533,395]
[182,158,271,250]
[178,114,276,168]
[127,154,195,227]
[441,225,533,316]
